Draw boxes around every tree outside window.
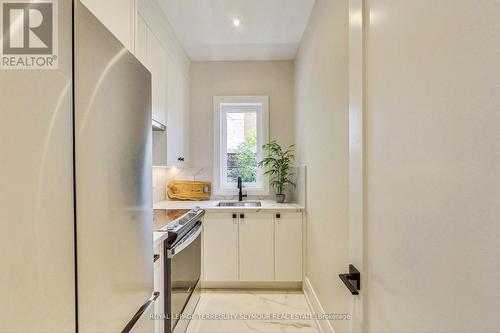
[226,112,257,183]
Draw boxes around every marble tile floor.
[186,290,320,333]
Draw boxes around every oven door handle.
[168,222,202,258]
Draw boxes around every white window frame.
[213,96,270,196]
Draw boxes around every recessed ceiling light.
[232,18,241,27]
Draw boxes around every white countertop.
[153,200,304,246]
[153,200,304,212]
[153,231,168,247]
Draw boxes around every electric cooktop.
[153,207,205,248]
[153,209,189,231]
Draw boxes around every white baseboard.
[303,277,335,333]
[201,281,302,290]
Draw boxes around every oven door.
[166,222,202,333]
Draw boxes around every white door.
[275,212,303,281]
[203,213,239,281]
[239,212,274,281]
[357,0,500,332]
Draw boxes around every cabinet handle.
[232,213,237,219]
[177,157,185,162]
[276,213,281,219]
[240,213,245,219]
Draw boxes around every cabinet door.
[181,74,190,165]
[203,213,239,281]
[135,14,148,68]
[153,243,164,333]
[148,30,167,126]
[275,212,303,281]
[239,212,274,281]
[166,56,185,165]
[80,0,135,52]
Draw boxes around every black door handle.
[339,264,360,295]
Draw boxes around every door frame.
[348,0,365,331]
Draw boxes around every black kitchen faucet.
[237,176,247,201]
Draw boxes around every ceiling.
[158,0,316,61]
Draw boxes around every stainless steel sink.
[216,201,262,207]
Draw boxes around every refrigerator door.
[0,0,75,332]
[74,2,154,333]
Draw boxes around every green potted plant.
[258,141,295,203]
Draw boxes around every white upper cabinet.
[166,57,189,166]
[80,0,135,52]
[148,30,168,126]
[135,14,168,127]
[135,14,148,68]
[81,0,191,167]
[136,0,191,167]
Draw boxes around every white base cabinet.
[202,211,303,283]
[239,213,274,281]
[275,212,303,281]
[203,213,239,281]
[153,242,164,333]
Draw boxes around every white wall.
[188,60,295,193]
[364,0,500,331]
[294,0,350,332]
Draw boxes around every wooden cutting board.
[167,180,211,201]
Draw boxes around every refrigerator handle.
[121,292,160,333]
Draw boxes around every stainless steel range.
[154,208,204,333]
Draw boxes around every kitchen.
[1,1,499,333]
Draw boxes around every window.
[213,96,269,195]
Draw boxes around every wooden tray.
[167,180,211,201]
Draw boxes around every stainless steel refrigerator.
[0,1,155,332]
